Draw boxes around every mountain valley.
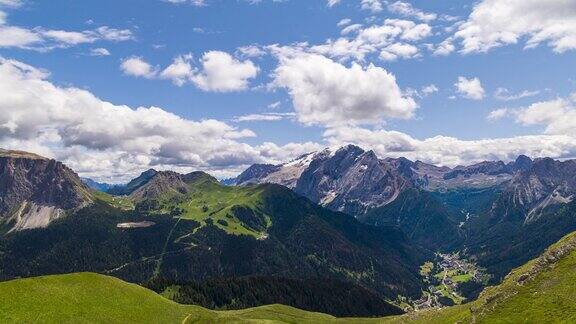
[1,147,576,321]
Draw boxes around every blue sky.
[1,0,576,181]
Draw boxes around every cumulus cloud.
[324,126,576,166]
[406,84,439,98]
[89,48,111,56]
[256,141,324,165]
[159,54,194,86]
[0,57,313,181]
[191,51,259,92]
[0,25,41,47]
[379,42,419,61]
[337,18,352,27]
[432,38,456,56]
[455,76,485,100]
[237,45,267,58]
[311,19,432,61]
[387,1,437,22]
[125,51,259,92]
[487,108,510,121]
[455,0,576,53]
[121,56,158,79]
[360,0,383,13]
[515,97,576,136]
[421,84,438,95]
[272,53,417,127]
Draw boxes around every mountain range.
[0,149,427,317]
[2,146,576,319]
[233,144,576,279]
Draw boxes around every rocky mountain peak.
[513,154,533,171]
[0,150,92,231]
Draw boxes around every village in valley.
[410,253,490,310]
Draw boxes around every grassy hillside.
[386,230,576,323]
[3,227,576,324]
[0,173,425,313]
[0,273,194,323]
[146,174,272,237]
[0,272,350,323]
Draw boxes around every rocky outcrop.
[233,145,561,219]
[495,157,576,223]
[236,145,415,215]
[0,150,92,231]
[129,171,216,202]
[107,169,158,195]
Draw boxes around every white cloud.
[494,87,540,101]
[515,98,576,136]
[40,30,93,45]
[0,57,315,182]
[340,24,363,35]
[487,108,510,121]
[455,76,485,100]
[310,19,431,62]
[432,38,455,56]
[89,48,111,56]
[233,112,294,122]
[160,54,194,86]
[455,0,576,53]
[94,26,134,42]
[268,101,281,109]
[272,53,417,127]
[0,11,7,25]
[361,0,383,13]
[0,0,23,8]
[0,25,41,47]
[0,8,133,50]
[191,51,259,92]
[38,27,133,46]
[121,51,258,92]
[387,1,437,22]
[379,42,419,61]
[337,18,352,27]
[256,141,324,165]
[237,45,266,58]
[421,84,438,95]
[324,126,576,167]
[120,56,158,79]
[327,0,341,7]
[163,0,206,6]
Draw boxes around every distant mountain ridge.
[234,145,576,277]
[234,145,544,216]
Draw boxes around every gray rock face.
[234,145,575,220]
[294,146,414,215]
[129,171,216,201]
[236,145,416,215]
[234,164,280,186]
[107,169,158,195]
[498,158,576,223]
[0,150,92,231]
